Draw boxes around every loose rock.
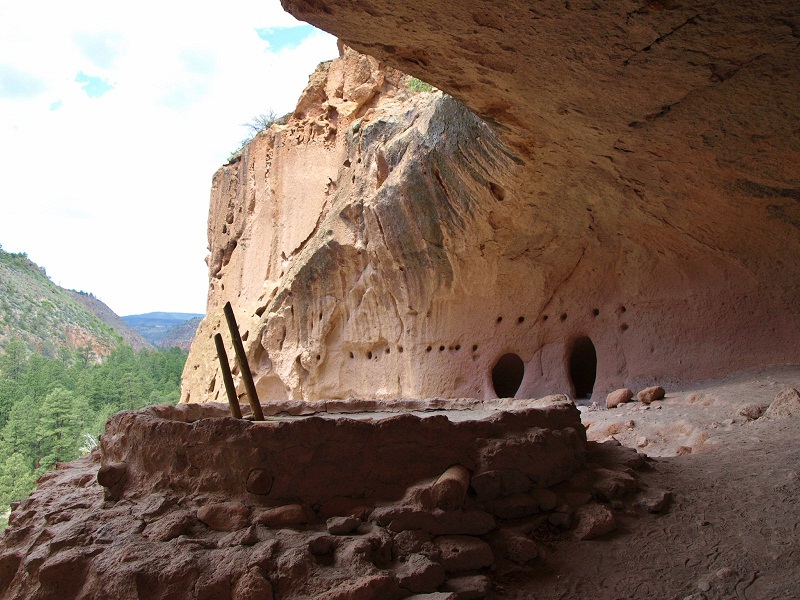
[327,515,361,535]
[638,386,666,404]
[573,504,617,540]
[763,388,800,419]
[442,574,491,599]
[430,465,471,511]
[197,502,250,532]
[606,388,634,409]
[253,504,308,528]
[435,536,494,572]
[396,553,446,593]
[634,490,673,513]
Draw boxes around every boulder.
[606,388,634,409]
[197,503,250,532]
[430,465,471,511]
[253,504,308,528]
[763,388,800,420]
[435,536,494,572]
[396,553,446,593]
[637,387,666,404]
[327,515,362,535]
[573,504,617,540]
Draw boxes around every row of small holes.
[494,306,628,323]
[325,306,632,363]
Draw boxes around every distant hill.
[0,247,130,358]
[66,291,154,351]
[157,316,203,350]
[123,312,204,349]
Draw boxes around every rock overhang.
[269,0,800,388]
[182,6,798,405]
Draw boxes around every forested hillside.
[0,341,187,528]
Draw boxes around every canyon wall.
[184,0,800,403]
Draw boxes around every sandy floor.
[502,367,800,599]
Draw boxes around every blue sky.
[0,0,337,315]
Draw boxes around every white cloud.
[0,0,338,316]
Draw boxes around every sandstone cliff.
[184,8,800,403]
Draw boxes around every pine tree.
[0,339,27,381]
[0,452,36,506]
[35,388,83,468]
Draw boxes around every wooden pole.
[223,301,265,421]
[214,333,242,419]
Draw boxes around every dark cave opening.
[569,336,597,399]
[491,353,525,398]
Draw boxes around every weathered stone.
[435,536,494,572]
[97,461,127,487]
[470,470,530,501]
[253,504,308,528]
[0,552,22,591]
[197,503,251,531]
[308,533,335,556]
[392,529,436,560]
[763,388,800,420]
[634,491,674,514]
[591,468,639,502]
[185,0,800,410]
[492,529,538,564]
[314,574,397,600]
[606,388,634,409]
[37,548,88,598]
[97,461,127,500]
[430,465,471,511]
[573,504,617,540]
[532,489,557,512]
[563,492,592,510]
[144,510,197,542]
[327,515,361,535]
[486,493,539,520]
[442,575,491,599]
[271,548,316,597]
[234,568,274,600]
[547,512,570,528]
[638,387,666,404]
[375,507,495,536]
[218,525,260,547]
[396,553,446,593]
[246,469,274,495]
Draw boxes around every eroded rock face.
[184,9,799,403]
[182,1,800,403]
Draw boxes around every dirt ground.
[500,367,800,599]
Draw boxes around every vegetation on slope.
[0,340,187,528]
[0,246,123,359]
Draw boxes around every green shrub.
[408,77,436,93]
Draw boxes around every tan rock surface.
[606,387,634,409]
[184,4,800,404]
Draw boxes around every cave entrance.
[569,336,597,399]
[491,353,525,398]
